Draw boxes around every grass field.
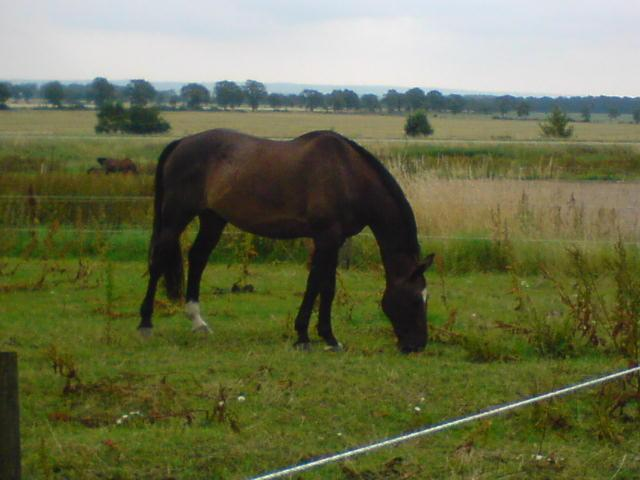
[1,109,640,142]
[1,257,639,479]
[1,110,639,479]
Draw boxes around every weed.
[45,344,82,394]
[206,385,241,433]
[508,268,586,358]
[231,232,258,291]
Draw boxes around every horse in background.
[139,129,434,353]
[96,157,138,174]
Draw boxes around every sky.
[1,0,639,97]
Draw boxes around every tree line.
[1,77,639,121]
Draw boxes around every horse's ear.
[423,253,435,270]
[410,253,435,280]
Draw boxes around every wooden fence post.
[0,351,21,480]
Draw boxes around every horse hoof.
[324,342,344,352]
[138,327,153,338]
[294,342,312,352]
[192,324,212,334]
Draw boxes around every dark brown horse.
[97,157,138,174]
[139,129,434,352]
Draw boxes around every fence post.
[0,351,21,480]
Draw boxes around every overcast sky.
[1,0,638,96]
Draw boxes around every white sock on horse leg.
[185,301,211,332]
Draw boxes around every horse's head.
[382,253,435,353]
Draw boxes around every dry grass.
[396,170,640,242]
[1,110,639,143]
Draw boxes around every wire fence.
[2,194,640,211]
[2,194,640,249]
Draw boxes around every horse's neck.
[368,204,419,282]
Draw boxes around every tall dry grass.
[394,168,640,242]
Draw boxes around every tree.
[404,110,434,137]
[243,80,267,111]
[382,89,404,113]
[95,102,128,133]
[126,79,156,107]
[89,77,116,108]
[581,106,591,122]
[343,89,360,110]
[516,101,530,118]
[405,87,426,111]
[64,83,88,105]
[12,83,37,103]
[0,82,11,107]
[42,81,64,108]
[287,94,302,109]
[425,90,445,111]
[301,89,324,111]
[633,108,640,124]
[447,94,465,114]
[180,83,210,109]
[539,107,573,138]
[497,95,516,117]
[214,81,244,109]
[608,107,620,121]
[360,94,380,112]
[126,106,170,133]
[267,93,286,110]
[328,89,346,111]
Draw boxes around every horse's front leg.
[294,247,331,349]
[294,245,341,350]
[316,249,342,351]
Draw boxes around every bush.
[539,107,573,138]
[95,102,170,134]
[125,106,170,134]
[404,110,434,137]
[95,102,128,133]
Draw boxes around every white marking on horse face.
[422,288,428,303]
[185,301,210,331]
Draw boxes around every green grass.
[1,258,638,479]
[383,143,640,180]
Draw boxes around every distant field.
[1,109,639,142]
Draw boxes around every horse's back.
[161,129,375,239]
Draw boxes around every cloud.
[1,0,638,96]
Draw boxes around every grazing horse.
[96,157,139,174]
[139,129,434,353]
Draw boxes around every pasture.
[1,110,640,478]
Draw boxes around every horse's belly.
[227,216,313,239]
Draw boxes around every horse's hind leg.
[138,210,193,336]
[185,211,227,333]
[138,227,184,337]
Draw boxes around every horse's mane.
[343,136,420,256]
[297,131,419,255]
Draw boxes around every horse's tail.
[150,139,183,300]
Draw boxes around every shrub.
[95,102,128,133]
[539,107,573,138]
[95,102,170,134]
[125,106,170,134]
[404,110,434,137]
